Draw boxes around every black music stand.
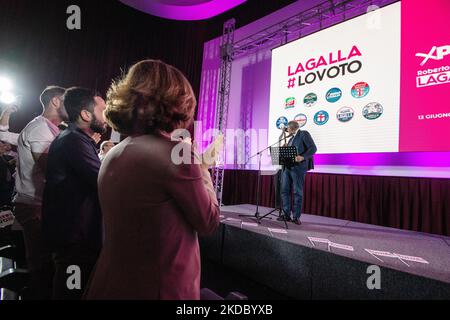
[270,146,297,166]
[252,146,298,228]
[239,140,296,229]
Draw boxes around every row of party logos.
[276,102,383,128]
[284,82,370,109]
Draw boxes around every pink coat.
[84,133,220,300]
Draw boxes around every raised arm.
[165,150,220,236]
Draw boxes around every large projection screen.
[268,2,401,154]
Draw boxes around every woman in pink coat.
[85,59,220,300]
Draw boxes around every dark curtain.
[0,0,297,134]
[0,0,208,134]
[221,170,450,236]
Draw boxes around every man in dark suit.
[278,121,317,225]
[42,87,107,299]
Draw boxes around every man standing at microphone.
[278,121,317,225]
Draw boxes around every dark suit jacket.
[284,130,317,172]
[42,124,102,252]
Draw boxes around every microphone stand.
[239,132,292,227]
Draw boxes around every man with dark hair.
[13,85,67,299]
[278,120,317,225]
[42,87,107,300]
[39,86,66,110]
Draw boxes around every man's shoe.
[277,216,291,222]
[292,218,301,225]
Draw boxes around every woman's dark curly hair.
[105,59,196,134]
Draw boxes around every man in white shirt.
[13,86,67,299]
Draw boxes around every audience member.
[85,60,220,300]
[42,87,107,300]
[0,140,16,206]
[0,105,20,146]
[13,85,67,300]
[98,140,115,161]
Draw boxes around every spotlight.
[0,92,16,104]
[0,77,13,92]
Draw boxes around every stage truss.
[212,18,235,206]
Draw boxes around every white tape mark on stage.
[307,236,354,252]
[224,217,242,223]
[223,217,260,229]
[241,222,259,228]
[364,249,429,267]
[268,228,288,237]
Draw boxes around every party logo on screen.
[351,82,370,98]
[416,66,450,88]
[294,113,307,128]
[276,116,289,129]
[416,45,450,66]
[326,88,342,103]
[284,97,296,109]
[313,111,329,125]
[415,46,450,88]
[336,107,354,122]
[362,102,383,120]
[303,93,317,107]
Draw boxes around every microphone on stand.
[278,124,290,146]
[283,133,293,140]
